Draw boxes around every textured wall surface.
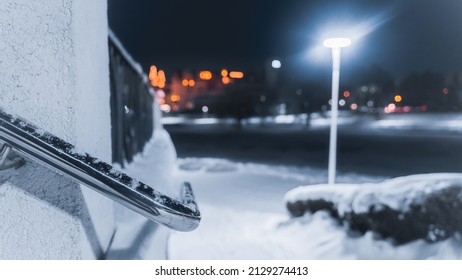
[0,0,114,259]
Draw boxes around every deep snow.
[285,173,462,216]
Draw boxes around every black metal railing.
[108,30,154,166]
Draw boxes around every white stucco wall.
[0,0,114,259]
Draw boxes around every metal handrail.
[0,109,201,232]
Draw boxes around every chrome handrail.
[0,109,200,232]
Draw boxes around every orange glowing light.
[158,72,166,87]
[343,91,350,98]
[182,79,189,86]
[149,66,158,81]
[199,71,213,80]
[170,94,180,102]
[394,95,403,103]
[188,80,195,87]
[229,71,244,79]
[158,70,166,80]
[443,87,449,95]
[222,76,231,85]
[148,66,167,88]
[149,66,158,87]
[221,69,228,77]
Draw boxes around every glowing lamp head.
[323,38,351,48]
[271,60,282,69]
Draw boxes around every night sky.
[109,0,462,82]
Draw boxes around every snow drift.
[285,174,462,244]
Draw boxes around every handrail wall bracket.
[0,141,25,170]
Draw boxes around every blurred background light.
[271,59,282,69]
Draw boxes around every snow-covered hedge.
[284,174,462,244]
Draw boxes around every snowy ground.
[108,123,462,259]
[166,158,462,259]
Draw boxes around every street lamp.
[271,59,282,69]
[323,37,351,185]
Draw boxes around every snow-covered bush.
[284,174,462,244]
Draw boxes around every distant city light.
[149,65,167,88]
[339,99,346,106]
[155,88,166,99]
[170,94,180,102]
[182,79,189,86]
[160,104,171,113]
[199,71,213,80]
[343,90,350,98]
[221,69,228,77]
[384,103,396,113]
[271,60,281,69]
[188,80,196,87]
[350,103,358,110]
[323,38,351,48]
[443,87,449,95]
[149,65,158,86]
[394,94,403,103]
[157,70,166,89]
[222,76,231,85]
[201,106,209,113]
[229,71,244,79]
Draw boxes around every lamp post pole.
[323,38,351,185]
[328,47,341,185]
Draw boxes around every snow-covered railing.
[108,30,154,165]
[0,109,201,232]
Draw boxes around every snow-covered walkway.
[111,130,462,259]
[167,158,462,259]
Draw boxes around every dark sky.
[109,0,462,82]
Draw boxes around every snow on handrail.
[0,109,201,232]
